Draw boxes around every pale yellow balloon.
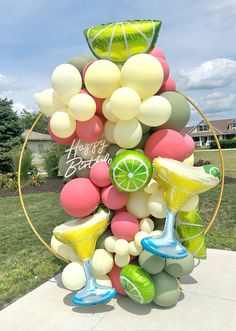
[62,262,86,291]
[110,87,141,120]
[51,64,82,104]
[96,275,112,288]
[137,96,171,126]
[91,249,114,276]
[116,148,127,156]
[121,54,164,99]
[102,99,119,122]
[115,254,130,267]
[50,111,76,138]
[104,236,117,253]
[37,88,65,117]
[128,241,143,256]
[114,239,129,256]
[68,93,96,121]
[183,154,195,166]
[144,179,159,194]
[140,218,154,233]
[104,121,116,143]
[181,195,199,212]
[85,60,121,98]
[127,191,150,219]
[149,230,162,237]
[148,189,167,218]
[134,231,149,247]
[50,235,74,261]
[114,119,142,148]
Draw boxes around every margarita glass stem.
[162,208,176,241]
[83,259,97,288]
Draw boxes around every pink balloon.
[94,97,105,115]
[182,134,195,156]
[90,162,111,187]
[114,207,127,215]
[60,178,100,217]
[80,88,89,95]
[76,115,104,142]
[156,57,170,83]
[158,76,176,94]
[149,47,166,59]
[108,265,127,296]
[111,212,139,241]
[144,129,189,161]
[101,185,128,210]
[48,120,77,145]
[82,61,94,81]
[98,114,107,124]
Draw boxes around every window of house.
[198,125,209,131]
[193,137,200,141]
[229,122,236,130]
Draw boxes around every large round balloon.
[60,178,100,217]
[101,185,128,210]
[108,264,127,296]
[139,250,165,274]
[126,191,150,219]
[51,64,82,104]
[91,249,114,276]
[152,271,180,307]
[111,212,139,241]
[58,154,76,178]
[114,119,142,148]
[67,55,95,74]
[68,93,96,121]
[62,262,86,291]
[37,89,65,117]
[85,60,121,98]
[164,253,195,277]
[76,115,103,142]
[48,120,77,145]
[102,99,119,122]
[121,54,164,99]
[50,112,76,138]
[158,92,190,131]
[144,129,189,161]
[120,264,156,304]
[158,76,176,94]
[90,161,111,187]
[104,121,116,144]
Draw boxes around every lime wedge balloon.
[203,164,221,181]
[109,151,153,192]
[84,20,162,63]
[120,264,155,304]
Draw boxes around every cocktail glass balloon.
[141,158,221,259]
[53,207,116,306]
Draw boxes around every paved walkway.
[1,249,236,331]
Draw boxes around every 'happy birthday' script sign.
[64,139,112,178]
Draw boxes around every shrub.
[26,174,45,187]
[210,139,236,149]
[11,148,33,179]
[194,159,211,167]
[43,143,66,178]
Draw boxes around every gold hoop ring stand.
[18,92,225,263]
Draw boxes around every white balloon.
[140,218,155,233]
[148,189,167,218]
[128,241,143,256]
[114,239,129,256]
[149,230,163,237]
[127,191,150,218]
[50,111,76,138]
[96,275,112,288]
[104,236,117,253]
[51,64,82,104]
[62,262,86,291]
[37,89,65,117]
[134,231,149,247]
[91,249,114,276]
[144,179,159,194]
[102,99,119,122]
[104,121,116,143]
[181,195,199,212]
[137,96,171,127]
[50,235,74,261]
[114,119,142,148]
[68,93,96,121]
[115,254,130,267]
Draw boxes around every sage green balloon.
[138,250,165,275]
[58,155,76,178]
[67,54,95,74]
[96,229,112,249]
[140,122,151,134]
[76,165,92,178]
[107,144,121,159]
[133,133,150,150]
[152,271,180,307]
[157,92,190,131]
[164,253,194,277]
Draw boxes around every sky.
[0,0,235,125]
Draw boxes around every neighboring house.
[22,130,52,162]
[182,118,236,148]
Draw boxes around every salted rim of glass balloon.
[17,91,225,263]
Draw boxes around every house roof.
[22,130,52,141]
[181,118,236,136]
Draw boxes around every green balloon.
[96,229,112,249]
[76,165,92,178]
[157,92,190,131]
[67,56,87,73]
[152,271,180,307]
[58,155,76,178]
[133,133,150,150]
[107,144,120,159]
[138,250,165,275]
[164,253,194,277]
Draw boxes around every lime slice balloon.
[120,264,155,304]
[84,20,162,63]
[203,164,221,181]
[109,151,153,192]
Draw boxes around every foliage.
[19,109,48,134]
[194,159,211,167]
[43,143,66,177]
[0,98,23,172]
[210,139,236,149]
[26,174,45,187]
[0,172,45,191]
[10,148,33,180]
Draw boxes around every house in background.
[22,130,52,162]
[182,118,236,148]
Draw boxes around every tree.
[0,98,23,172]
[19,109,48,134]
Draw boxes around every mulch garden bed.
[0,176,235,198]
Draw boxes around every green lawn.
[0,184,236,309]
[194,149,236,178]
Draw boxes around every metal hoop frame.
[17,92,224,262]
